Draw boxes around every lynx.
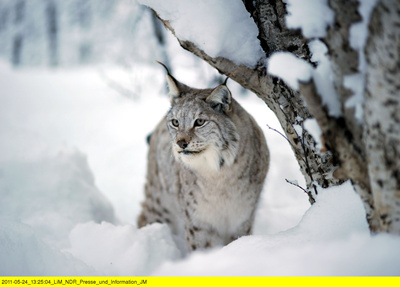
[138,63,269,252]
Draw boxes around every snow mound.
[0,219,96,276]
[154,232,400,276]
[68,222,181,276]
[139,0,264,68]
[152,182,400,276]
[0,147,116,249]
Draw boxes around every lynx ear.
[206,84,232,113]
[166,74,180,100]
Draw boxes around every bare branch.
[266,124,306,164]
[285,178,307,193]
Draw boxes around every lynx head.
[158,62,240,175]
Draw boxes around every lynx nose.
[177,139,189,149]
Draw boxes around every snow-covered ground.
[1,59,399,276]
[1,0,400,276]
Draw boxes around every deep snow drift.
[1,60,400,276]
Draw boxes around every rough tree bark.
[149,0,400,234]
[363,0,400,232]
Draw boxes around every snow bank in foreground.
[155,231,400,276]
[153,182,400,276]
[0,220,96,276]
[0,147,116,249]
[0,218,180,276]
[69,222,181,276]
[138,0,264,68]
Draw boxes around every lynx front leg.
[184,220,253,251]
[184,222,224,251]
[184,208,255,251]
[180,193,222,250]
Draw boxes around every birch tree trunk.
[149,0,400,234]
[363,0,400,232]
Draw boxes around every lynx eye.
[194,118,206,127]
[171,119,179,127]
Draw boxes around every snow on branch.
[138,0,264,68]
[285,0,334,38]
[268,42,342,118]
[267,52,312,90]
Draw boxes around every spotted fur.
[138,66,269,253]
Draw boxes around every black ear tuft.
[223,77,229,86]
[155,60,171,74]
[156,61,180,104]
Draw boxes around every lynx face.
[166,92,240,174]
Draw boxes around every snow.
[1,0,400,277]
[344,73,365,121]
[68,222,180,276]
[267,52,313,90]
[283,2,342,117]
[285,0,334,38]
[284,0,377,121]
[138,0,264,68]
[0,147,115,249]
[348,0,378,71]
[153,182,400,276]
[267,41,342,117]
[0,219,97,276]
[293,124,303,138]
[0,59,309,275]
[293,117,324,154]
[309,40,342,117]
[345,0,378,122]
[304,118,323,151]
[1,58,400,276]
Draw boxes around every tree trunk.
[12,0,25,66]
[363,0,400,233]
[46,0,58,67]
[148,0,400,234]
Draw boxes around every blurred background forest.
[0,0,225,85]
[0,0,159,67]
